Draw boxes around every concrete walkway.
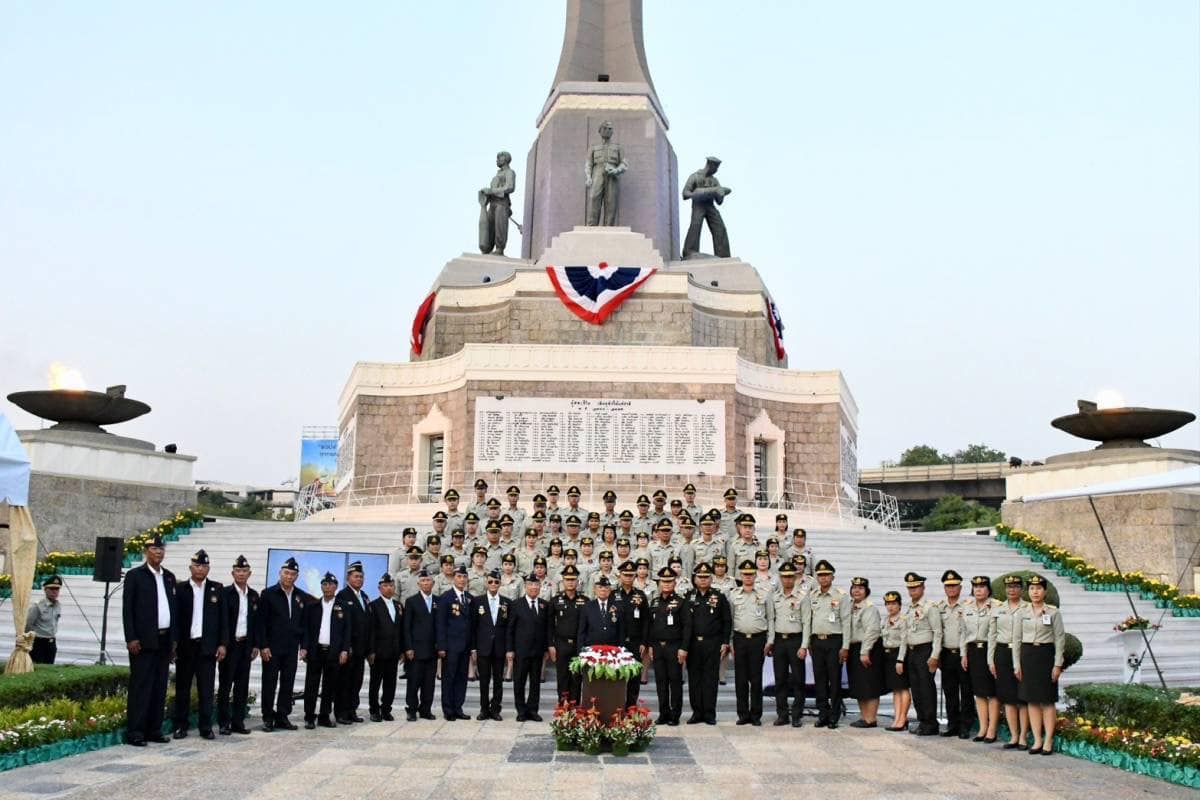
[0,715,1189,800]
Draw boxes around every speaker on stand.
[93,537,125,665]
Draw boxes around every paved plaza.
[0,714,1189,800]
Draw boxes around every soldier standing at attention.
[302,573,348,730]
[402,569,438,721]
[799,559,851,729]
[218,555,258,736]
[847,576,884,729]
[964,575,1002,743]
[681,483,703,522]
[727,514,761,574]
[172,549,227,740]
[547,564,587,703]
[880,591,911,731]
[686,563,730,725]
[936,569,975,738]
[26,575,62,664]
[717,488,742,542]
[1013,574,1066,755]
[466,478,491,519]
[770,562,807,726]
[648,567,690,726]
[612,560,650,708]
[443,488,465,535]
[730,559,772,726]
[900,572,942,736]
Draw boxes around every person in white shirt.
[172,549,227,740]
[303,573,348,728]
[122,533,178,746]
[218,555,259,735]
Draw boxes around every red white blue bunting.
[766,296,786,360]
[545,262,657,325]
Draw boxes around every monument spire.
[550,0,660,113]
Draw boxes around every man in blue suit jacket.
[122,533,178,746]
[469,569,511,720]
[435,565,473,721]
[402,569,438,721]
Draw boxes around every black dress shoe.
[687,716,702,725]
[127,738,147,747]
[173,729,188,740]
[370,713,383,722]
[420,712,436,720]
[457,713,471,721]
[444,714,456,721]
[1002,742,1020,750]
[319,718,338,729]
[528,713,543,722]
[305,721,316,730]
[984,736,998,744]
[261,722,275,733]
[655,715,669,725]
[668,718,680,726]
[516,714,528,722]
[940,729,957,737]
[828,721,839,729]
[219,725,232,736]
[735,717,750,726]
[751,719,762,727]
[382,712,395,721]
[352,715,366,723]
[148,735,171,744]
[705,719,717,726]
[407,711,418,721]
[814,719,829,728]
[477,712,490,721]
[791,717,803,728]
[491,713,503,722]
[200,730,215,740]
[958,732,971,740]
[276,718,298,731]
[972,735,986,742]
[849,719,876,728]
[916,727,939,737]
[1027,747,1043,755]
[773,716,790,726]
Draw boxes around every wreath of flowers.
[568,645,643,681]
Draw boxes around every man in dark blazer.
[578,575,624,648]
[435,565,472,721]
[403,569,438,721]
[470,569,511,721]
[335,560,372,724]
[217,554,259,735]
[303,572,349,728]
[612,560,650,708]
[367,573,405,722]
[258,556,306,731]
[506,573,548,722]
[122,533,178,746]
[172,549,227,739]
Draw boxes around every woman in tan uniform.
[880,590,911,731]
[847,577,883,728]
[1013,574,1065,755]
[990,575,1029,750]
[963,575,1001,743]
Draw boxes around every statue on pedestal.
[584,120,627,226]
[682,156,732,259]
[479,151,516,255]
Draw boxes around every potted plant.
[625,703,656,752]
[606,712,638,757]
[575,702,604,756]
[549,697,579,751]
[569,645,643,723]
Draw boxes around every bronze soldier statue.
[584,120,627,226]
[479,151,516,255]
[682,156,732,258]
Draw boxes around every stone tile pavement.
[0,717,1190,800]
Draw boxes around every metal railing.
[294,482,336,522]
[334,470,901,529]
[858,461,1012,484]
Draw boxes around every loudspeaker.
[93,537,124,582]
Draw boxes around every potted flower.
[575,703,605,756]
[625,703,656,752]
[569,645,643,723]
[606,711,638,757]
[549,697,579,751]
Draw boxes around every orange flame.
[48,362,87,391]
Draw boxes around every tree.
[952,443,1007,464]
[920,495,1000,531]
[198,489,229,509]
[898,445,947,466]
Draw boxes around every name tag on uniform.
[828,612,837,623]
[667,613,674,626]
[1041,614,1052,626]
[633,609,640,618]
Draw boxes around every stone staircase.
[3,518,1197,720]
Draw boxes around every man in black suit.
[122,533,178,746]
[217,554,258,736]
[258,556,306,732]
[303,572,349,729]
[506,574,548,721]
[436,565,472,720]
[470,569,510,721]
[547,564,587,704]
[403,569,438,721]
[578,575,623,648]
[367,573,405,722]
[172,549,227,740]
[335,560,372,724]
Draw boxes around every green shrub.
[1062,633,1083,670]
[990,570,1061,607]
[0,665,129,710]
[0,695,128,754]
[1065,683,1200,741]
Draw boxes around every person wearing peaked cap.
[800,557,851,729]
[122,526,179,745]
[546,483,561,497]
[935,569,975,739]
[719,490,742,543]
[681,483,702,522]
[691,510,722,570]
[173,542,227,740]
[470,563,511,721]
[648,519,678,576]
[28,575,63,665]
[334,558,372,724]
[503,487,528,538]
[685,559,731,725]
[899,569,942,735]
[646,563,690,725]
[444,488,460,501]
[785,528,815,578]
[548,563,586,704]
[564,485,588,520]
[770,561,806,726]
[366,571,405,722]
[963,575,1002,744]
[508,563,549,722]
[880,590,911,731]
[602,489,617,502]
[729,555,771,726]
[846,577,884,729]
[432,510,448,521]
[466,479,490,519]
[257,555,304,732]
[1012,574,1066,755]
[726,513,760,575]
[475,478,489,490]
[217,553,259,735]
[403,567,438,721]
[396,547,425,604]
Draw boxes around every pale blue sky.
[2,1,1197,486]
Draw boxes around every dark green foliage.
[921,495,1001,531]
[0,664,129,709]
[989,570,1061,607]
[1066,683,1200,741]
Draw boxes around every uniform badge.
[610,610,618,623]
[451,603,461,616]
[708,595,719,608]
[210,595,218,603]
[478,605,486,616]
[500,605,508,618]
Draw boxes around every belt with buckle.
[235,636,248,643]
[1030,642,1045,647]
[191,637,203,643]
[658,640,668,646]
[974,642,985,649]
[995,643,1011,649]
[694,636,704,641]
[777,633,798,640]
[741,632,765,639]
[883,647,897,654]
[158,628,170,635]
[944,647,959,654]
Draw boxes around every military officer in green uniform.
[612,560,650,707]
[563,485,588,520]
[632,495,655,538]
[691,511,723,568]
[686,562,731,725]
[730,559,772,725]
[648,519,678,574]
[443,489,465,536]
[899,572,942,735]
[681,483,703,523]
[26,575,63,664]
[465,478,490,519]
[717,488,742,542]
[936,569,975,738]
[799,559,851,728]
[397,547,425,602]
[726,513,761,573]
[503,486,527,538]
[599,490,620,529]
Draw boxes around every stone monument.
[331,0,868,525]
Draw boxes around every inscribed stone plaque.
[474,397,725,475]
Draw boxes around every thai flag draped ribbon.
[766,296,786,360]
[410,290,437,355]
[545,262,657,325]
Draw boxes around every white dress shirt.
[385,598,395,622]
[150,565,172,629]
[319,598,334,646]
[234,585,249,638]
[488,592,499,624]
[189,579,205,639]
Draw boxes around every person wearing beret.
[403,569,439,721]
[258,556,306,732]
[730,559,772,726]
[612,560,651,708]
[688,562,732,725]
[880,591,911,731]
[507,573,549,721]
[471,569,511,721]
[122,534,178,746]
[436,565,473,720]
[218,555,259,735]
[335,561,372,724]
[303,573,349,729]
[1013,574,1066,755]
[847,576,883,728]
[648,567,691,725]
[898,572,942,735]
[547,564,587,704]
[964,575,1002,743]
[172,549,227,740]
[935,569,975,738]
[26,575,62,665]
[367,573,405,722]
[799,560,851,729]
[990,574,1030,750]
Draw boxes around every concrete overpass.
[858,462,1012,507]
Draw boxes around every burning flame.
[1095,388,1126,410]
[48,362,87,391]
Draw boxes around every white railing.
[858,461,1012,484]
[294,482,336,522]
[335,470,900,530]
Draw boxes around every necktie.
[530,599,536,613]
[425,594,432,613]
[358,591,365,610]
[600,601,606,614]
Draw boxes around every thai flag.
[410,290,437,355]
[766,296,786,360]
[545,262,657,325]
